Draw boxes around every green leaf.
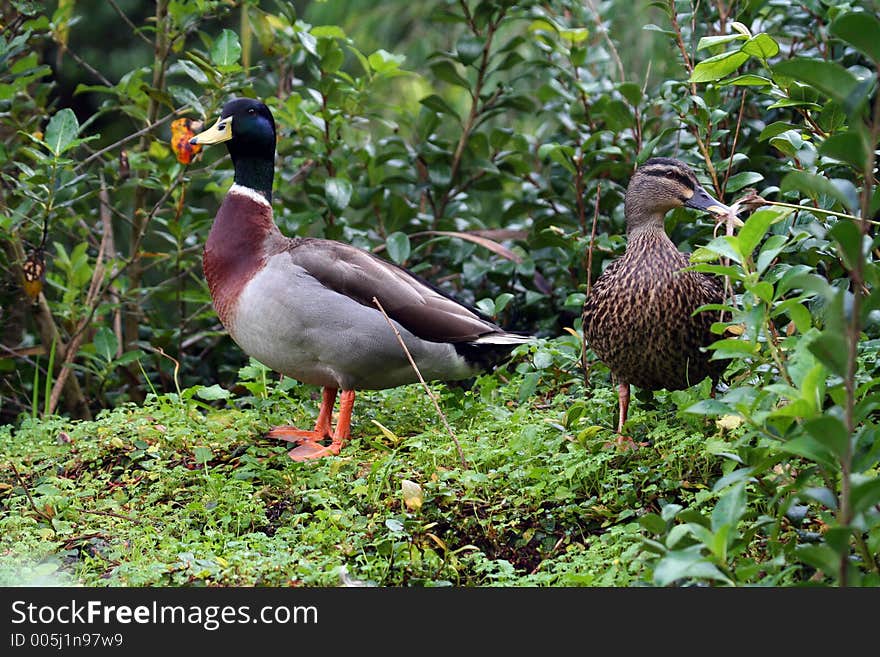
[758,121,800,141]
[493,293,514,314]
[211,29,242,68]
[724,170,763,193]
[769,129,805,158]
[310,25,346,39]
[711,481,746,535]
[684,399,732,416]
[455,35,483,65]
[653,546,732,586]
[737,207,778,257]
[537,142,576,175]
[807,331,848,378]
[476,298,495,316]
[803,416,850,460]
[560,27,589,44]
[780,171,857,210]
[772,58,861,112]
[802,486,837,510]
[773,298,813,333]
[830,12,880,65]
[385,231,411,265]
[707,338,759,358]
[368,49,406,74]
[750,281,774,304]
[639,513,666,534]
[92,326,118,362]
[796,545,840,575]
[741,33,779,59]
[690,50,748,83]
[193,446,213,465]
[44,108,79,156]
[756,234,789,276]
[776,269,833,300]
[851,475,880,515]
[419,94,460,119]
[779,435,837,469]
[828,220,865,271]
[175,59,210,85]
[617,82,642,105]
[430,59,470,88]
[819,131,868,171]
[195,384,231,401]
[385,518,404,533]
[699,235,743,264]
[168,86,205,117]
[697,33,747,50]
[722,74,772,87]
[324,177,352,213]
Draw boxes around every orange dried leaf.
[170,118,203,164]
[21,250,46,300]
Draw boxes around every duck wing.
[287,238,511,343]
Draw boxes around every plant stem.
[435,6,506,223]
[371,297,467,469]
[124,0,170,363]
[837,74,880,586]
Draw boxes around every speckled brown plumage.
[583,226,723,391]
[582,157,732,436]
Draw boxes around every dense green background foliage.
[1,0,878,586]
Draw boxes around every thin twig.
[762,200,878,225]
[47,182,112,414]
[668,0,720,193]
[585,183,601,296]
[75,106,187,172]
[107,0,153,46]
[582,184,601,382]
[371,297,467,469]
[584,0,625,82]
[59,46,114,87]
[8,461,53,521]
[721,88,748,196]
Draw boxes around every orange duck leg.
[268,388,354,461]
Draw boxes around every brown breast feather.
[202,191,279,329]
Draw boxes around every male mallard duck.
[190,98,529,461]
[582,157,736,444]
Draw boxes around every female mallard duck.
[582,157,736,444]
[190,98,528,461]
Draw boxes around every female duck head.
[191,98,277,200]
[624,157,731,233]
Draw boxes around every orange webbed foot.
[287,440,343,462]
[267,426,331,445]
[270,388,354,462]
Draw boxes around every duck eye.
[665,171,675,179]
[248,108,256,115]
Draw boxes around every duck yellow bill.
[190,115,232,145]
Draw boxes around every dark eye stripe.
[642,167,694,190]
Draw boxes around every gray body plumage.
[230,235,501,390]
[207,186,528,392]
